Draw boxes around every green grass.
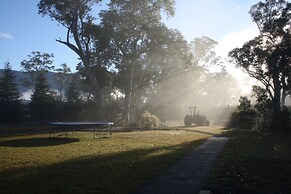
[0,125,225,194]
[205,129,291,193]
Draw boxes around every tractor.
[184,106,210,127]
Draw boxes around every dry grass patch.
[0,127,222,194]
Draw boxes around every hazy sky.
[0,0,259,74]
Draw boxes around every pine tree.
[0,62,23,122]
[65,76,80,103]
[63,76,82,121]
[0,62,21,101]
[29,72,55,121]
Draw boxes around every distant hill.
[0,69,59,100]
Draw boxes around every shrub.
[114,113,126,127]
[252,86,272,130]
[228,96,256,129]
[140,111,160,129]
[227,111,239,128]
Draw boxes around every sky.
[0,0,261,93]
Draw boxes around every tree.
[252,85,272,130]
[0,62,23,122]
[63,74,82,121]
[229,0,291,131]
[21,51,54,89]
[29,72,56,121]
[0,62,21,102]
[38,0,106,118]
[229,96,256,129]
[189,36,221,68]
[54,63,72,101]
[186,36,236,106]
[100,0,176,123]
[65,74,80,103]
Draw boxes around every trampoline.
[50,121,114,138]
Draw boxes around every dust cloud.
[142,60,244,126]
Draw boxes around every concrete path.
[133,136,228,194]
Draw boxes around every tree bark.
[271,72,282,131]
[124,66,134,124]
[56,30,104,119]
[82,56,104,120]
[282,88,288,108]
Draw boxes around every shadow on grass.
[0,137,80,147]
[0,139,205,194]
[0,123,53,137]
[204,129,291,193]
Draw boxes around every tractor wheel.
[205,120,210,126]
[194,115,204,126]
[184,115,193,127]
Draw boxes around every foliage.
[189,36,220,67]
[76,63,114,92]
[229,0,291,131]
[79,100,103,121]
[29,73,57,121]
[0,62,23,122]
[65,74,81,103]
[252,85,273,130]
[100,0,177,123]
[146,35,240,121]
[227,111,240,128]
[63,102,82,121]
[62,74,82,121]
[140,111,160,129]
[0,62,22,102]
[36,0,240,124]
[237,96,252,113]
[54,63,72,101]
[38,0,104,110]
[20,51,54,89]
[229,96,256,129]
[113,113,126,127]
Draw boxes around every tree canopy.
[229,0,291,131]
[38,0,104,116]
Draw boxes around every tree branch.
[56,39,82,57]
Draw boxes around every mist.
[131,42,245,126]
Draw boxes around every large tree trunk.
[82,57,104,120]
[271,73,282,131]
[282,89,288,108]
[56,38,104,119]
[124,66,134,124]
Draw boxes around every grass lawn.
[0,124,225,194]
[205,129,291,193]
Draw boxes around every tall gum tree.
[38,0,105,118]
[100,0,175,123]
[229,0,291,131]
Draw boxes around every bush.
[140,111,160,129]
[0,101,23,123]
[114,113,126,127]
[228,96,256,129]
[227,111,239,128]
